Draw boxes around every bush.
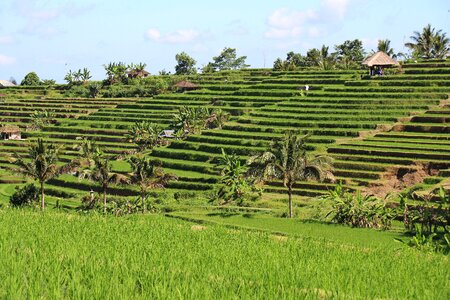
[21,72,41,86]
[65,85,89,98]
[323,184,393,229]
[10,184,40,207]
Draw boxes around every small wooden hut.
[0,125,21,140]
[174,81,200,92]
[127,70,150,79]
[362,51,400,76]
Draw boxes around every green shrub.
[323,184,393,229]
[65,85,89,98]
[10,184,40,207]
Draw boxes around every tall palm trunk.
[288,185,293,218]
[103,185,107,214]
[141,188,146,213]
[40,181,45,210]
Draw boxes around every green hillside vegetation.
[0,26,449,298]
[1,60,449,209]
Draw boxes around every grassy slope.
[0,209,448,299]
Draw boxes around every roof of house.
[0,125,21,133]
[0,80,16,87]
[173,81,199,88]
[127,70,150,77]
[362,51,400,67]
[160,130,175,138]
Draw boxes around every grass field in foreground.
[0,209,448,299]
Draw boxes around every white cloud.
[267,8,317,29]
[265,0,352,40]
[146,28,161,40]
[0,54,16,65]
[146,28,202,44]
[13,0,94,37]
[165,30,200,43]
[0,36,14,44]
[323,0,350,20]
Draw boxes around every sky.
[0,0,449,83]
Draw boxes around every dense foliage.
[204,47,249,72]
[20,72,41,86]
[405,24,450,59]
[9,184,39,207]
[324,184,393,229]
[175,52,197,75]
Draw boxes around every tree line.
[17,24,449,86]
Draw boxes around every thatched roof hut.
[0,125,20,133]
[0,125,21,140]
[127,70,150,79]
[362,51,400,67]
[173,81,200,92]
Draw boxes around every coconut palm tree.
[431,33,450,59]
[73,69,82,84]
[306,45,335,70]
[127,155,177,212]
[405,24,449,59]
[13,139,60,210]
[78,154,127,213]
[103,62,127,84]
[247,132,333,218]
[377,39,394,57]
[64,70,74,85]
[80,68,92,84]
[376,39,405,59]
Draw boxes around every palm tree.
[377,39,394,57]
[128,156,177,212]
[405,24,449,59]
[73,69,82,84]
[247,132,333,218]
[432,33,450,59]
[103,62,127,84]
[13,139,60,210]
[64,70,74,85]
[376,39,405,59]
[74,149,128,213]
[81,68,92,84]
[73,138,102,162]
[78,154,127,213]
[306,45,335,70]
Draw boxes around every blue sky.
[0,0,449,82]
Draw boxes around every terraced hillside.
[0,61,449,206]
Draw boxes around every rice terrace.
[0,1,449,299]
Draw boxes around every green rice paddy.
[0,209,448,299]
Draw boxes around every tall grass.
[0,209,448,299]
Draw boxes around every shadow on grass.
[206,212,239,218]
